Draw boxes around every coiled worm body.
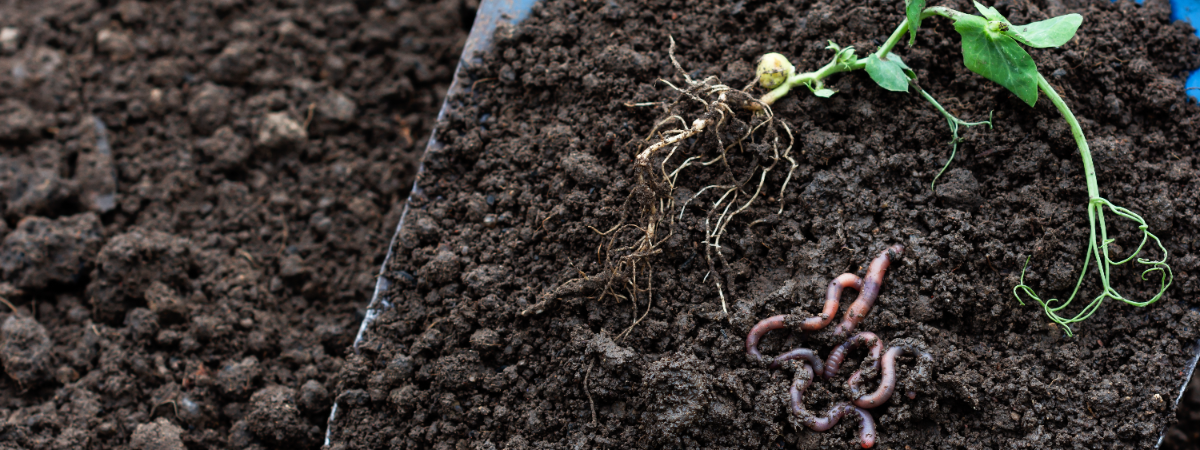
[789,364,878,448]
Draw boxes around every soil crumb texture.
[0,0,473,448]
[330,0,1200,448]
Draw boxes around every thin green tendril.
[911,80,993,191]
[1012,197,1173,336]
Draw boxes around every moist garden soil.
[0,0,474,448]
[328,0,1200,448]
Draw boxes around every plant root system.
[535,38,798,330]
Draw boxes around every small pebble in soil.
[96,29,136,61]
[0,27,19,54]
[1,315,52,387]
[0,99,42,141]
[187,83,230,135]
[256,112,307,151]
[129,417,186,450]
[317,89,358,123]
[206,40,260,84]
[0,213,103,290]
[246,385,317,446]
[77,117,117,213]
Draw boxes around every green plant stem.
[1036,73,1099,198]
[910,80,993,190]
[762,7,966,106]
[1012,72,1172,336]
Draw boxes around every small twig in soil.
[302,102,316,130]
[471,78,497,91]
[623,101,664,108]
[583,358,597,425]
[0,296,18,314]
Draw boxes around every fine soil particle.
[0,0,473,448]
[331,0,1200,449]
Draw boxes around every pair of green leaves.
[874,1,1082,107]
[809,41,866,98]
[955,2,1081,106]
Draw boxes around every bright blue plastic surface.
[1115,0,1199,100]
[1171,0,1200,99]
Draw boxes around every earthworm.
[850,343,934,408]
[770,347,824,373]
[832,244,905,337]
[745,314,787,361]
[823,331,882,380]
[789,364,879,448]
[745,273,861,360]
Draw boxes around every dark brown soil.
[327,0,1200,448]
[0,0,473,448]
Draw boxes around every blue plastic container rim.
[1167,0,1200,99]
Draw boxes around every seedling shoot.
[751,1,1172,336]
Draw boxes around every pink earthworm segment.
[745,273,862,360]
[789,364,878,448]
[771,347,824,373]
[823,332,882,380]
[850,343,934,408]
[832,244,905,337]
[745,314,787,361]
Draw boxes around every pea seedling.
[753,1,1172,336]
[539,2,1171,341]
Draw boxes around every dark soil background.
[2,0,1200,449]
[326,0,1200,448]
[0,0,474,448]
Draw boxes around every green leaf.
[836,46,858,68]
[806,82,837,98]
[813,88,837,98]
[1004,14,1082,48]
[905,0,926,46]
[865,53,912,92]
[954,14,1039,106]
[890,52,916,77]
[972,1,1007,23]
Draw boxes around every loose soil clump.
[0,0,473,448]
[330,0,1200,448]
